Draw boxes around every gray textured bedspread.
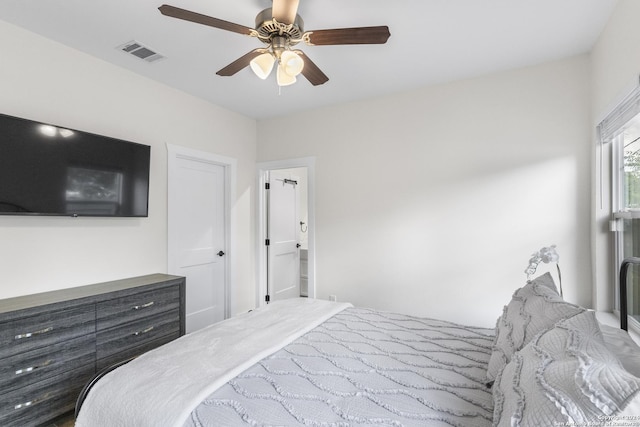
[183,307,495,426]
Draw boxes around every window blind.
[598,79,640,143]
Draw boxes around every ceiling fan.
[158,0,391,87]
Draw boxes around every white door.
[268,171,300,301]
[169,154,226,333]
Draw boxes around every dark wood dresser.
[0,274,185,426]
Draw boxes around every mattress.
[77,270,640,426]
[184,307,495,426]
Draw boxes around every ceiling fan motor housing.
[255,8,304,45]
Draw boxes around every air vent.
[117,40,165,63]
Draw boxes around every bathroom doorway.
[256,157,315,307]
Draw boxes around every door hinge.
[265,239,270,246]
[265,182,270,190]
[265,294,270,303]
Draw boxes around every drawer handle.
[14,326,53,340]
[15,400,34,410]
[14,392,52,410]
[132,301,155,310]
[132,326,154,336]
[15,359,53,375]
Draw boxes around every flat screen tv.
[0,113,150,217]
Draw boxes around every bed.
[75,266,640,426]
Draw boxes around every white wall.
[1,10,614,327]
[258,56,591,327]
[590,0,640,312]
[0,20,258,314]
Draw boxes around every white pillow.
[486,273,583,383]
[536,272,559,294]
[492,311,640,426]
[601,324,640,377]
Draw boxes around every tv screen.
[0,113,150,217]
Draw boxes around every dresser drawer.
[96,309,180,362]
[0,274,184,427]
[0,334,95,394]
[0,364,93,427]
[0,305,95,359]
[96,286,180,331]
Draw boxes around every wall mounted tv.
[0,113,150,217]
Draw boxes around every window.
[603,86,640,328]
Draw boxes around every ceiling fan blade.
[305,26,391,45]
[216,49,265,76]
[158,4,255,36]
[295,51,329,86]
[272,0,300,25]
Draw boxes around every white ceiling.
[0,0,618,120]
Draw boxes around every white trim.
[167,143,237,319]
[593,76,640,314]
[613,210,640,220]
[256,157,316,307]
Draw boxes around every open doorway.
[256,157,315,307]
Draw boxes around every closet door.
[168,147,227,333]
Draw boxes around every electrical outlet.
[329,295,337,302]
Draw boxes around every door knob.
[217,251,225,257]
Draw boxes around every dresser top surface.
[0,274,184,315]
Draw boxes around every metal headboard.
[75,356,136,418]
[619,257,640,331]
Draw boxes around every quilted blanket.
[76,298,352,427]
[184,307,495,426]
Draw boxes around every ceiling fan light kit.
[158,1,390,88]
[280,50,304,77]
[248,34,305,86]
[249,52,275,79]
[277,63,297,86]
